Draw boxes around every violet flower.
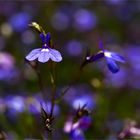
[85,40,125,73]
[26,32,62,63]
[103,50,125,73]
[70,129,85,140]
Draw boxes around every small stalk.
[55,65,83,104]
[25,60,47,99]
[49,61,57,118]
[36,65,46,98]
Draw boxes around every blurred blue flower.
[125,46,140,89]
[125,46,140,70]
[26,96,40,114]
[51,11,70,31]
[0,52,18,81]
[26,95,60,115]
[72,95,96,110]
[70,129,85,140]
[105,68,127,88]
[79,116,92,131]
[4,108,18,124]
[66,40,83,56]
[64,116,91,140]
[64,117,79,133]
[41,101,60,116]
[64,117,85,140]
[0,52,15,69]
[87,40,125,73]
[74,9,97,31]
[0,68,18,82]
[113,4,134,22]
[9,12,31,32]
[5,96,25,113]
[26,32,62,63]
[105,0,125,5]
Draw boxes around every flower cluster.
[26,22,125,73]
[24,22,126,140]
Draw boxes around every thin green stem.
[48,131,52,140]
[55,66,83,104]
[50,62,56,117]
[26,60,47,99]
[36,69,46,97]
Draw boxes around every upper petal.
[40,33,45,45]
[49,49,62,62]
[38,51,50,63]
[88,51,104,62]
[25,48,41,61]
[104,51,125,63]
[46,32,51,46]
[106,58,120,73]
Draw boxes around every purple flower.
[26,32,62,63]
[79,116,92,131]
[72,95,96,110]
[103,50,125,73]
[86,40,125,73]
[74,9,97,32]
[70,129,85,140]
[5,96,25,113]
[0,52,18,81]
[9,12,31,32]
[64,116,90,140]
[63,117,85,140]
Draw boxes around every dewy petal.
[104,51,125,63]
[25,48,41,61]
[106,58,120,73]
[38,51,50,63]
[49,48,62,62]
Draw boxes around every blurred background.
[0,0,140,140]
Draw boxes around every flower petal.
[110,52,125,63]
[49,49,62,62]
[70,129,85,140]
[46,32,51,46]
[25,48,41,61]
[104,51,125,63]
[88,51,104,62]
[38,51,50,63]
[40,33,45,44]
[106,58,120,73]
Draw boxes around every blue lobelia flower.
[25,32,62,63]
[86,40,125,73]
[103,50,125,73]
